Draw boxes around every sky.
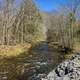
[0,0,70,12]
[0,0,80,12]
[33,0,70,12]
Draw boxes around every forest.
[0,0,80,80]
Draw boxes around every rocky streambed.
[42,53,80,80]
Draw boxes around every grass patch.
[73,41,80,52]
[0,43,31,58]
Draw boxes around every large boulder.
[42,54,80,80]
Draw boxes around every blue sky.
[0,0,69,12]
[0,0,80,12]
[34,0,70,12]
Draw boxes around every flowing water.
[0,42,64,80]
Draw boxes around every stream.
[0,42,64,80]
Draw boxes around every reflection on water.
[0,42,64,80]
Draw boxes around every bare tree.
[0,0,16,45]
[46,0,80,50]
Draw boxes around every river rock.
[42,53,80,80]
